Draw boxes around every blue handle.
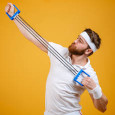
[6,4,20,20]
[73,69,90,86]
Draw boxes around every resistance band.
[6,4,90,86]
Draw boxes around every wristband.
[88,85,102,99]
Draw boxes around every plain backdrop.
[0,0,114,115]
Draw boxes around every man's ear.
[85,48,93,55]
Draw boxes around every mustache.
[68,42,76,48]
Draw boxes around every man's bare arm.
[89,93,108,113]
[5,3,48,53]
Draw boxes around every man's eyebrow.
[78,35,85,43]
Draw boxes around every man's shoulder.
[48,42,69,59]
[48,42,68,54]
[85,64,97,76]
[49,42,66,48]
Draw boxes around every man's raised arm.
[5,3,48,53]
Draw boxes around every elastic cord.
[15,15,79,75]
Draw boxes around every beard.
[68,43,87,55]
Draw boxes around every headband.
[80,31,97,52]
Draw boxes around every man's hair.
[83,28,101,57]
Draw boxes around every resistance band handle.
[6,4,21,20]
[73,69,90,86]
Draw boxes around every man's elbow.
[101,100,108,113]
[95,98,108,113]
[100,107,107,113]
[97,104,108,113]
[95,102,108,113]
[101,98,108,113]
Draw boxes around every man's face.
[68,35,89,55]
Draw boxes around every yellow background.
[0,0,114,115]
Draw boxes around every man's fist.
[5,3,15,16]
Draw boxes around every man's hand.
[81,76,97,90]
[5,3,15,16]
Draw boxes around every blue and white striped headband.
[80,31,97,52]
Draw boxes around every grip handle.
[6,4,20,20]
[73,69,90,86]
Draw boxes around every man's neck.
[71,54,88,67]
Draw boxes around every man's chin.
[69,49,85,55]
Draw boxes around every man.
[5,3,108,115]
